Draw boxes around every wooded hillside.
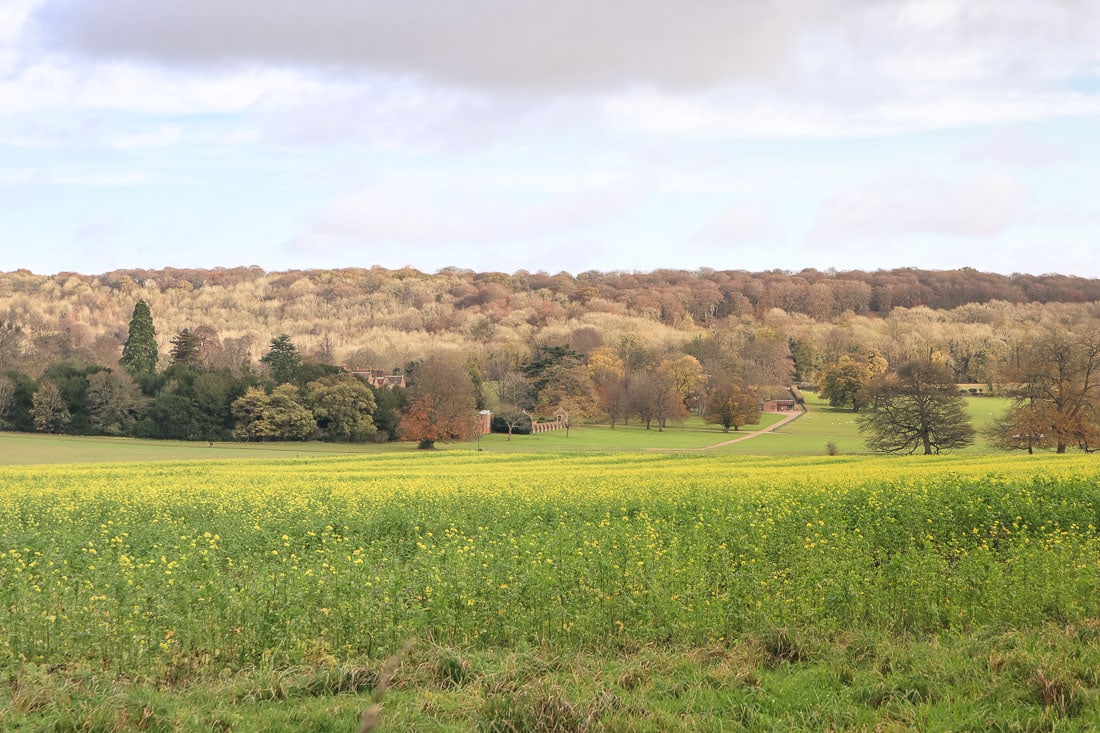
[3,266,1099,378]
[2,265,1098,449]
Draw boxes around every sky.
[1,0,1099,278]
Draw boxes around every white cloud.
[958,129,1070,168]
[5,0,1100,278]
[4,0,1098,153]
[29,1,815,92]
[31,1,1100,91]
[605,85,1100,141]
[812,170,1030,244]
[292,174,649,258]
[0,168,151,185]
[697,203,779,244]
[0,57,314,118]
[0,0,37,69]
[110,124,182,149]
[253,79,542,151]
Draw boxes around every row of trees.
[0,299,777,446]
[990,329,1100,453]
[2,295,1097,454]
[11,266,1100,324]
[0,302,407,443]
[481,340,767,440]
[818,325,1100,454]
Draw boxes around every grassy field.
[480,411,789,453]
[0,413,790,464]
[718,392,1015,457]
[0,394,1009,465]
[0,431,420,465]
[2,450,1098,730]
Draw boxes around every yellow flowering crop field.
[2,451,1099,729]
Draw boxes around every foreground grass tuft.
[3,625,1100,730]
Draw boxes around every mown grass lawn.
[0,413,791,464]
[0,394,1016,462]
[481,411,788,453]
[721,392,1015,457]
[0,431,417,465]
[0,394,1020,465]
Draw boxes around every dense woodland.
[0,266,1098,450]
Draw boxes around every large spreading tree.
[306,374,377,442]
[858,359,974,455]
[704,377,760,432]
[399,356,477,449]
[997,327,1100,453]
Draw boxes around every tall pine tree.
[260,334,302,385]
[120,300,158,377]
[170,328,201,366]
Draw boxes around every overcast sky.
[2,0,1099,277]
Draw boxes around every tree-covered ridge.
[9,265,1100,320]
[73,265,1100,309]
[2,265,1099,376]
[1,265,1099,451]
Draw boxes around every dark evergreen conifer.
[120,300,158,377]
[260,334,302,384]
[169,328,201,366]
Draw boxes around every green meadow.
[718,393,1014,457]
[0,432,416,466]
[0,394,1011,465]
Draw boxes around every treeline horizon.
[11,264,1100,314]
[1,262,1098,451]
[2,264,1097,373]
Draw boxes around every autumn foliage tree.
[626,370,680,430]
[32,380,71,433]
[987,401,1055,454]
[399,356,477,449]
[86,371,147,435]
[820,351,886,412]
[1001,327,1100,453]
[588,347,628,428]
[663,354,707,412]
[533,361,600,424]
[704,378,760,432]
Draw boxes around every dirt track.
[699,403,806,449]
